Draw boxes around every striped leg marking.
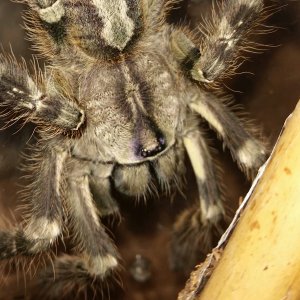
[0,55,84,133]
[67,176,119,278]
[0,147,66,259]
[191,0,265,82]
[171,130,225,271]
[189,92,267,177]
[31,176,120,298]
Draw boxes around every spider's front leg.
[68,175,119,276]
[0,55,84,134]
[33,174,119,298]
[172,0,267,83]
[0,144,66,259]
[171,129,225,271]
[190,91,267,177]
[171,102,266,270]
[171,90,267,272]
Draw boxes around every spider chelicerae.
[0,0,270,298]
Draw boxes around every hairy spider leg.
[67,175,119,276]
[171,129,225,271]
[0,56,84,133]
[0,146,66,258]
[186,0,266,83]
[190,92,267,178]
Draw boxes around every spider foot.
[28,254,120,300]
[170,205,227,274]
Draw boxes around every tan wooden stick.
[180,100,300,300]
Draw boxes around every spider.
[0,0,269,298]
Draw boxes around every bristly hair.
[191,1,280,85]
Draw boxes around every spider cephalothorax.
[0,0,269,298]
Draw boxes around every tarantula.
[0,0,269,298]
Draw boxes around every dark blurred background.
[0,0,299,299]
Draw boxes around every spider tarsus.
[170,205,227,274]
[28,254,120,300]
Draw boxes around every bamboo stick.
[190,100,300,300]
